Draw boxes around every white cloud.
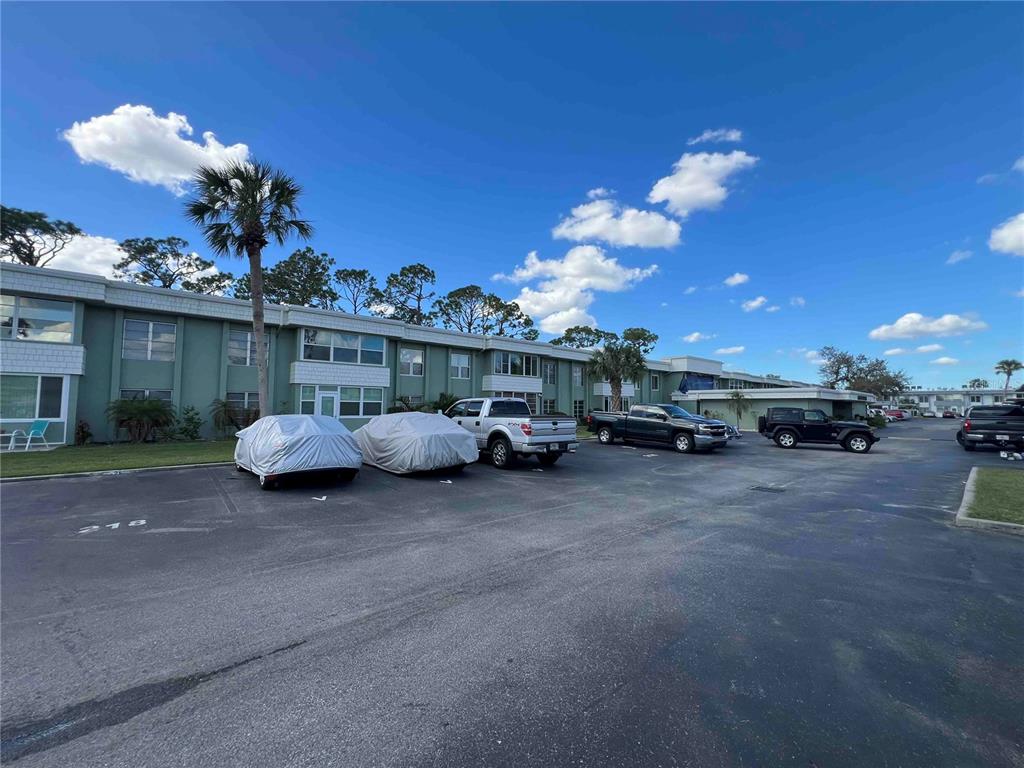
[723,272,749,287]
[715,345,745,355]
[1015,288,1024,298]
[884,348,908,356]
[930,356,959,365]
[989,212,1024,257]
[47,235,123,277]
[977,173,1001,185]
[1014,156,1024,173]
[741,296,768,312]
[647,151,759,218]
[63,104,249,195]
[687,128,743,146]
[887,344,943,355]
[552,197,681,248]
[790,296,806,307]
[946,249,972,265]
[682,332,715,343]
[684,286,697,295]
[804,349,825,365]
[916,343,943,353]
[765,305,780,313]
[868,312,988,340]
[586,187,614,199]
[494,246,658,334]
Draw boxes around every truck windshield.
[661,405,693,418]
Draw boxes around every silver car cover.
[354,412,479,474]
[235,415,363,478]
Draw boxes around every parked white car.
[446,397,578,468]
[354,412,478,474]
[235,415,362,490]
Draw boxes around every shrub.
[868,414,887,429]
[106,398,176,443]
[178,406,204,440]
[429,392,460,414]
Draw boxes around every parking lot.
[2,419,1023,767]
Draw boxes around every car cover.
[235,415,362,478]
[354,412,479,474]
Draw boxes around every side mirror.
[659,414,668,421]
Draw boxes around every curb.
[0,461,234,484]
[954,466,1024,536]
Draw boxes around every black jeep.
[758,407,879,453]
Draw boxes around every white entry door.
[316,390,337,418]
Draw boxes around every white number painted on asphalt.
[77,519,147,534]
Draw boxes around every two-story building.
[0,263,869,443]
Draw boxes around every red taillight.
[521,422,533,436]
[587,415,592,425]
[964,418,971,432]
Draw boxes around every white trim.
[593,382,636,397]
[0,340,86,375]
[289,360,391,387]
[671,387,873,402]
[483,374,543,393]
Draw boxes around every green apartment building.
[0,263,868,445]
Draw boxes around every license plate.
[997,434,1010,441]
[549,444,561,452]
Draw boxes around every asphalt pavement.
[2,419,1022,767]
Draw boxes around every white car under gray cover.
[354,412,479,473]
[235,415,363,479]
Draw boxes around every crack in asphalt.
[0,639,307,762]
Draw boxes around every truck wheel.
[673,432,694,454]
[597,426,614,445]
[844,434,872,453]
[538,453,560,467]
[490,436,515,469]
[259,475,277,491]
[774,430,798,449]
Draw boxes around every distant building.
[890,388,1015,415]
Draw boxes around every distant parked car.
[922,410,937,418]
[235,415,363,490]
[942,410,958,418]
[354,412,478,474]
[758,407,879,453]
[885,409,908,420]
[724,424,742,442]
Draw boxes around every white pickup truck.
[445,397,578,468]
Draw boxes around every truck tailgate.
[527,418,578,440]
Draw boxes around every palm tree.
[185,162,312,413]
[994,359,1023,396]
[727,390,750,428]
[587,340,647,412]
[966,378,989,390]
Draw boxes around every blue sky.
[2,2,1022,387]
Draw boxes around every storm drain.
[750,485,786,493]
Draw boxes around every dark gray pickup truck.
[588,403,729,453]
[956,401,1024,451]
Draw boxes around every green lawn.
[576,424,594,439]
[0,440,237,479]
[969,468,1024,525]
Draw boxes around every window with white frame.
[0,295,74,343]
[494,352,539,376]
[0,375,64,419]
[573,399,585,420]
[400,348,424,376]
[651,373,660,391]
[543,361,557,385]
[542,398,557,414]
[227,329,269,366]
[572,365,583,387]
[494,391,538,414]
[120,389,173,402]
[301,329,385,365]
[340,387,384,416]
[123,319,176,361]
[450,352,471,379]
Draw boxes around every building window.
[494,391,538,414]
[226,392,260,424]
[651,373,660,391]
[400,348,424,376]
[573,399,585,420]
[494,352,539,376]
[572,365,583,387]
[450,352,471,379]
[123,319,176,361]
[543,361,557,385]
[227,329,269,366]
[970,395,981,403]
[340,386,384,416]
[542,398,557,414]
[0,374,64,419]
[0,295,74,343]
[301,329,385,365]
[119,389,173,402]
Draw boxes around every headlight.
[698,424,712,433]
